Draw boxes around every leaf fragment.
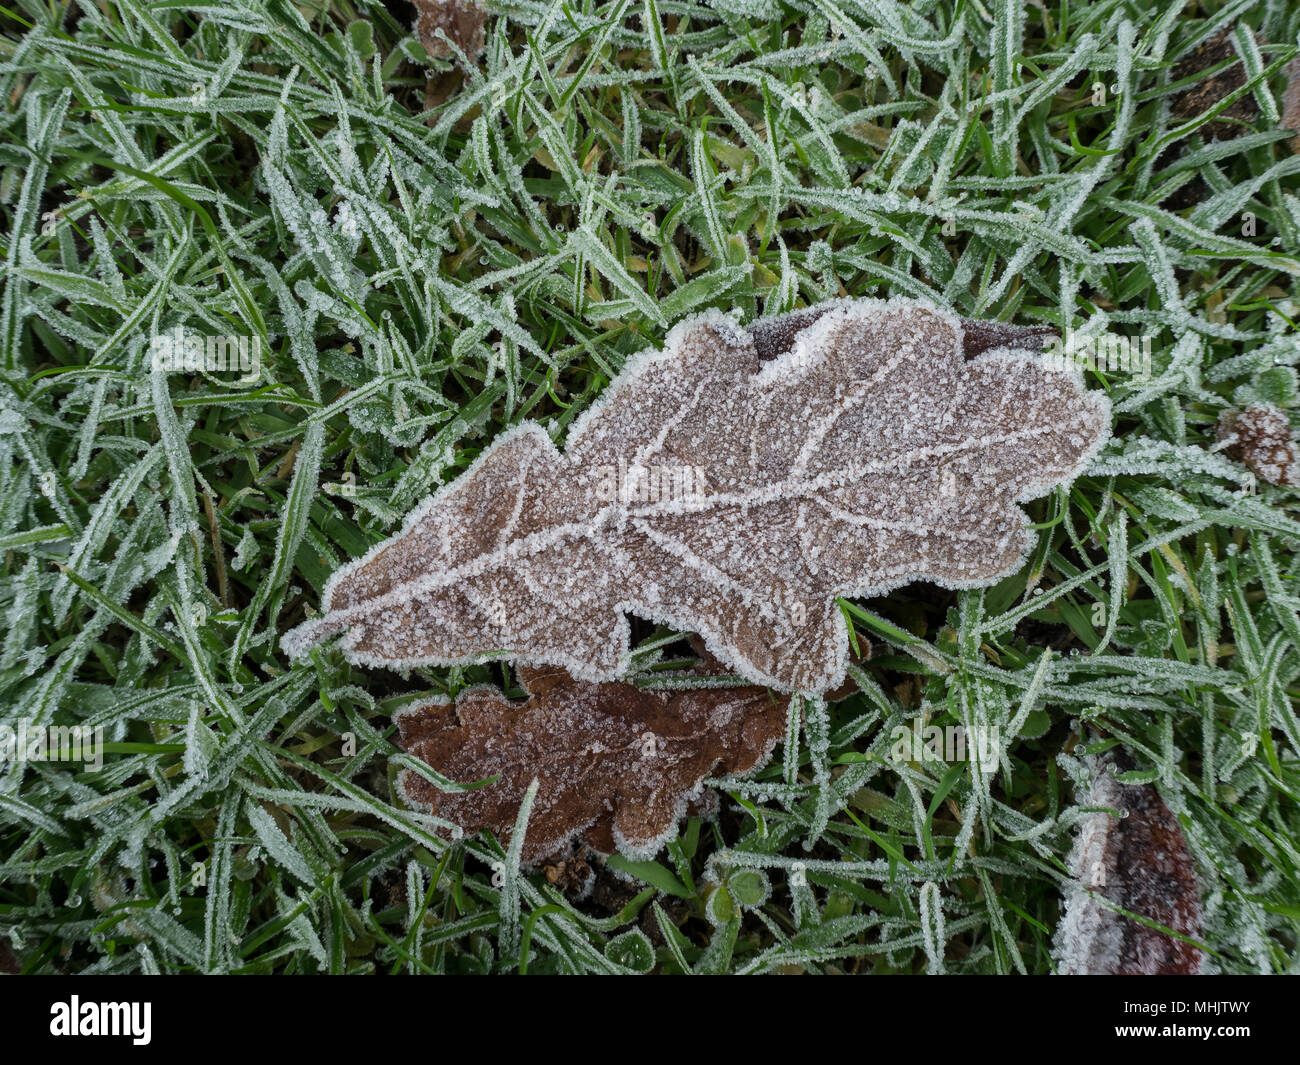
[1055,754,1205,975]
[413,0,488,60]
[1216,402,1299,487]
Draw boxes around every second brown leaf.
[395,655,789,864]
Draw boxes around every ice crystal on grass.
[285,298,1110,692]
[1216,403,1299,487]
[394,645,788,863]
[1055,755,1205,976]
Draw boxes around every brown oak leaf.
[394,657,788,863]
[413,0,487,59]
[1055,755,1205,975]
[284,297,1110,692]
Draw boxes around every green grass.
[1,0,1299,974]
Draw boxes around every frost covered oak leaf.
[394,654,788,863]
[1055,756,1205,975]
[283,297,1110,692]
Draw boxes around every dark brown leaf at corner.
[1057,757,1205,975]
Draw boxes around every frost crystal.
[284,297,1110,692]
[1055,755,1204,975]
[394,650,788,864]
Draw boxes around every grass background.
[1,0,1299,974]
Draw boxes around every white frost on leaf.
[283,297,1111,692]
[1055,754,1205,975]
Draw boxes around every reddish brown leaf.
[395,661,789,863]
[1056,757,1205,975]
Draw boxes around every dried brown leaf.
[1217,402,1299,486]
[413,0,487,59]
[394,664,788,863]
[285,297,1109,692]
[1055,756,1205,975]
